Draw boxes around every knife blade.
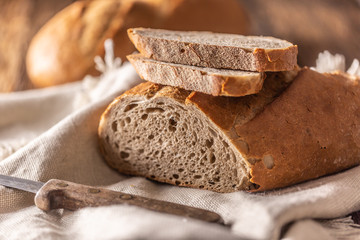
[0,174,223,223]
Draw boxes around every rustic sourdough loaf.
[98,69,298,192]
[98,68,360,192]
[128,28,298,72]
[127,53,266,97]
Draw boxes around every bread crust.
[235,68,360,191]
[128,28,298,72]
[127,53,265,97]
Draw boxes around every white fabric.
[1,50,360,240]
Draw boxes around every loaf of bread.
[98,68,360,192]
[127,53,265,97]
[98,68,300,192]
[26,0,249,88]
[128,28,298,72]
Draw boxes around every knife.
[0,174,223,223]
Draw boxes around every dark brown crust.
[235,68,360,191]
[253,46,298,72]
[127,28,298,72]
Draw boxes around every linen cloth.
[1,45,360,239]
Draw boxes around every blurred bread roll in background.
[26,0,250,88]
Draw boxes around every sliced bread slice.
[127,28,298,72]
[127,53,265,97]
[98,69,298,193]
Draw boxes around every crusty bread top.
[128,28,298,72]
[127,53,265,97]
[236,68,360,191]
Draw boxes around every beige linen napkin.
[0,44,360,240]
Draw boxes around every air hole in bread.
[175,180,181,185]
[111,121,118,132]
[173,174,179,179]
[168,118,177,132]
[114,142,119,149]
[178,168,184,172]
[105,135,109,143]
[120,151,129,159]
[194,175,202,179]
[209,153,216,164]
[205,139,214,148]
[148,134,154,140]
[124,104,138,112]
[208,128,217,137]
[189,153,195,158]
[180,49,185,53]
[146,107,164,113]
[125,117,131,124]
[141,114,148,120]
[138,149,144,154]
[233,169,238,177]
[222,140,229,148]
[231,151,237,163]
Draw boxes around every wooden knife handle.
[34,179,222,223]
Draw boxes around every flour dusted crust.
[127,53,265,97]
[128,28,298,72]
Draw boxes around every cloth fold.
[1,50,360,240]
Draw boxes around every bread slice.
[127,28,298,72]
[127,53,266,97]
[98,69,298,192]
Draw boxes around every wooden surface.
[0,0,359,92]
